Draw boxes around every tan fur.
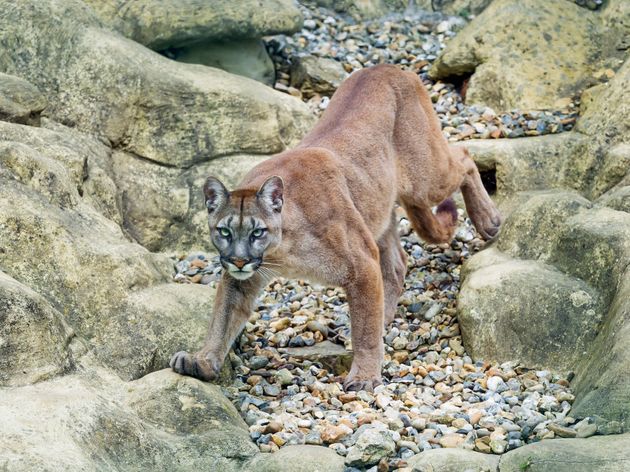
[171,64,501,391]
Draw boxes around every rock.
[290,56,349,97]
[111,151,270,251]
[321,424,353,443]
[0,120,222,380]
[83,0,303,50]
[171,38,276,85]
[500,434,630,472]
[0,364,258,471]
[345,427,396,467]
[280,341,353,375]
[311,0,407,20]
[439,433,465,448]
[0,0,314,252]
[406,448,500,472]
[461,134,590,200]
[430,0,620,111]
[0,271,75,387]
[458,247,603,372]
[548,424,577,438]
[0,73,47,126]
[243,444,345,471]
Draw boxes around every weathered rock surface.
[83,0,303,50]
[243,445,346,471]
[499,434,630,472]
[0,2,311,168]
[0,121,217,380]
[0,73,47,126]
[0,367,258,471]
[111,150,270,251]
[406,448,500,472]
[459,247,603,372]
[0,271,75,387]
[430,0,619,111]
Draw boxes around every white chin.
[228,270,254,281]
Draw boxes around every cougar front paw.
[344,374,382,392]
[169,351,220,381]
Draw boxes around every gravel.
[264,4,579,141]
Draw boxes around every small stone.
[439,433,464,448]
[345,428,396,468]
[489,439,507,454]
[321,424,353,443]
[275,368,293,386]
[548,423,577,438]
[249,356,269,369]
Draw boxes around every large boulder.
[0,0,312,168]
[0,121,217,380]
[243,445,346,472]
[430,0,620,111]
[0,366,258,471]
[406,448,500,472]
[82,0,303,84]
[458,187,630,429]
[499,434,630,472]
[82,0,303,50]
[458,247,603,373]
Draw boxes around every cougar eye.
[217,227,231,238]
[251,228,266,238]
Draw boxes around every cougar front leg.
[343,257,385,392]
[170,272,263,381]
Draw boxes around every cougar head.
[203,175,283,281]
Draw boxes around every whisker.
[261,265,281,278]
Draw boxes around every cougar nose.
[231,258,249,269]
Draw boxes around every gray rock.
[0,73,47,126]
[345,427,396,467]
[406,448,500,471]
[500,434,630,472]
[280,340,353,375]
[290,56,349,97]
[243,444,345,471]
[83,0,303,50]
[0,271,75,387]
[0,365,257,471]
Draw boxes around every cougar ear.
[257,176,284,213]
[203,176,229,214]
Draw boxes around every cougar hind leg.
[453,147,502,239]
[401,197,458,244]
[378,212,407,327]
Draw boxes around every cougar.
[170,64,501,391]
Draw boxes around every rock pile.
[265,4,579,140]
